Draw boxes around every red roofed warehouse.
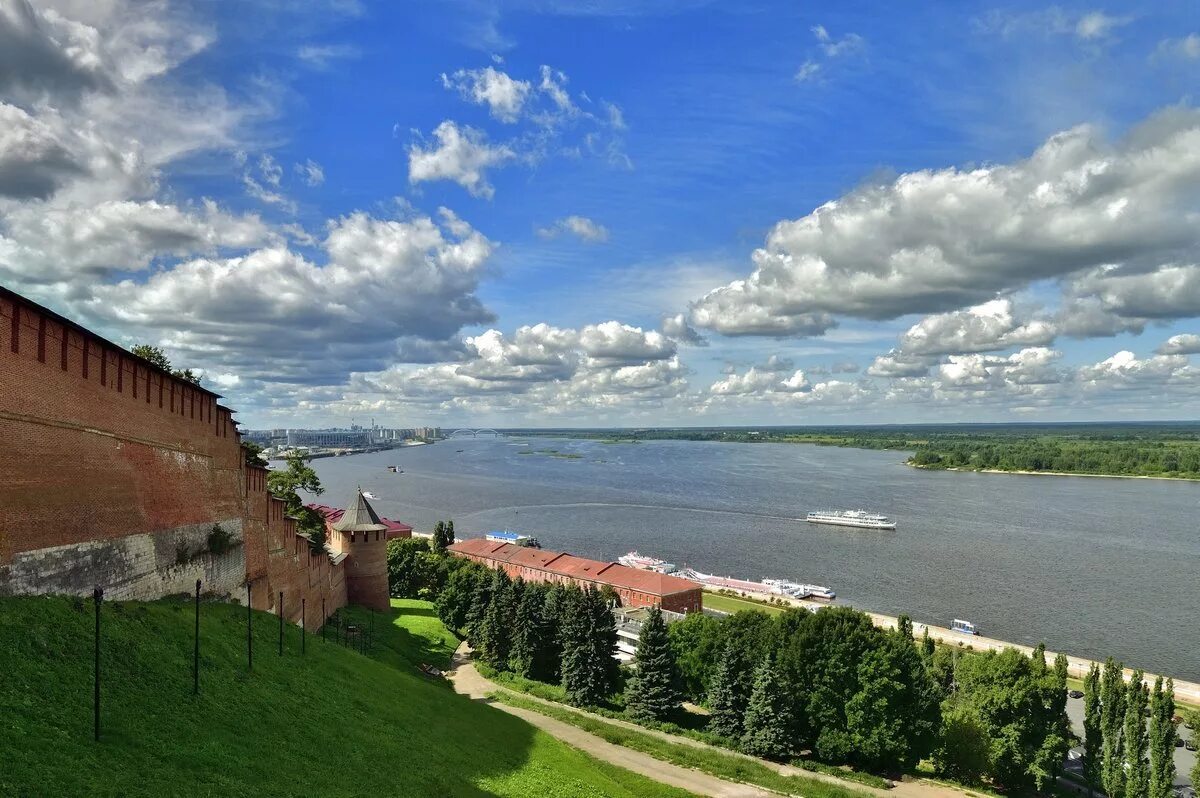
[447,538,703,614]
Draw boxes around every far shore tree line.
[530,424,1200,479]
[379,538,1199,792]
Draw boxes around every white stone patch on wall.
[0,519,246,601]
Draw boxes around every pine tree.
[1148,677,1176,798]
[707,640,749,739]
[624,606,680,722]
[740,651,795,761]
[559,586,596,706]
[1101,658,1127,798]
[587,587,619,697]
[1124,670,1149,798]
[464,569,494,648]
[1083,663,1103,797]
[511,584,556,680]
[479,568,515,669]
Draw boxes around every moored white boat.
[951,618,977,635]
[618,551,677,573]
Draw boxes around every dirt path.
[449,644,768,797]
[446,643,984,798]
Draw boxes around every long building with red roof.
[447,538,703,613]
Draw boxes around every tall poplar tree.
[1101,658,1127,798]
[624,606,680,722]
[1124,670,1149,798]
[1083,663,1103,797]
[1148,676,1176,798]
[740,651,795,761]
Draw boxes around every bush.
[207,524,236,556]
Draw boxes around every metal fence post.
[193,579,201,694]
[301,597,306,655]
[278,591,284,656]
[93,586,102,742]
[321,598,326,642]
[246,581,253,672]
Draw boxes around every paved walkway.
[446,642,985,798]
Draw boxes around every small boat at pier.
[485,530,541,548]
[951,619,978,635]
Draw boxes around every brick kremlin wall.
[0,287,350,625]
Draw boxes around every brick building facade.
[0,287,391,623]
[448,538,703,613]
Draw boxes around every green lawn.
[333,598,460,671]
[701,592,787,616]
[491,691,874,798]
[0,595,693,798]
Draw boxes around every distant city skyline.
[2,1,1198,427]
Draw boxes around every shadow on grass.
[0,595,686,798]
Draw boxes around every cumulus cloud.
[0,101,84,198]
[1066,264,1200,321]
[660,313,707,346]
[339,320,688,417]
[710,355,812,396]
[536,214,609,243]
[896,299,1057,357]
[83,208,496,385]
[441,66,531,123]
[408,120,515,199]
[1157,334,1200,355]
[691,108,1200,337]
[867,350,934,379]
[417,63,628,196]
[1077,350,1189,387]
[0,199,272,284]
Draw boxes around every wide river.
[302,437,1200,681]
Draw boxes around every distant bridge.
[447,428,504,438]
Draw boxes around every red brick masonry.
[0,286,375,623]
[448,538,703,613]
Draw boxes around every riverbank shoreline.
[907,462,1200,482]
[701,586,1200,706]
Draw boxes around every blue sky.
[1,0,1199,426]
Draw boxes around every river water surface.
[301,437,1200,681]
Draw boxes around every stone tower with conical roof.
[328,488,390,611]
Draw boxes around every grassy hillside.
[0,595,692,798]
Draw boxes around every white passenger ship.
[806,509,896,530]
[618,551,678,574]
